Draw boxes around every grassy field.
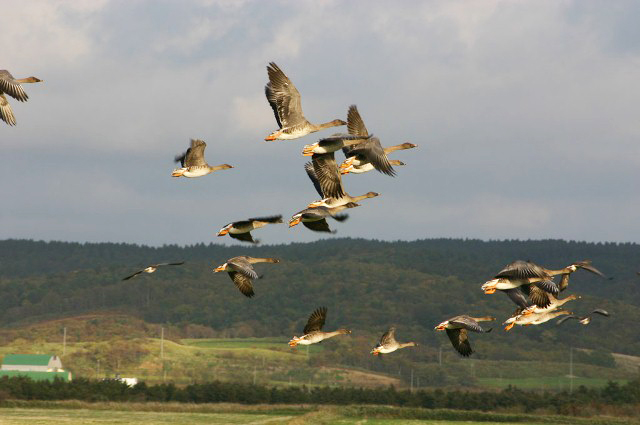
[1,403,640,425]
[478,376,628,390]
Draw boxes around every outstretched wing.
[312,152,344,199]
[347,105,369,137]
[347,137,395,176]
[445,328,473,357]
[304,162,325,198]
[302,219,334,233]
[184,139,207,167]
[247,215,283,224]
[122,270,143,281]
[228,271,255,298]
[0,70,28,101]
[449,316,486,333]
[0,94,16,126]
[380,327,397,346]
[495,260,548,279]
[229,232,258,244]
[503,288,534,309]
[304,306,327,334]
[265,62,305,128]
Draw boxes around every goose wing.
[503,288,534,309]
[520,284,552,308]
[265,62,305,128]
[0,94,16,126]
[347,137,395,176]
[227,257,259,279]
[184,139,207,167]
[347,105,369,137]
[227,271,255,297]
[304,306,327,334]
[153,262,185,268]
[312,152,344,199]
[573,260,607,278]
[122,270,144,281]
[0,70,28,102]
[229,232,258,244]
[304,162,325,198]
[449,316,487,333]
[380,327,397,346]
[495,260,548,280]
[248,215,283,224]
[302,219,334,233]
[445,328,473,357]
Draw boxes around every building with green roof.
[0,354,71,382]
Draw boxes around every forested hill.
[1,238,640,358]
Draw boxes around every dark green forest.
[1,238,639,368]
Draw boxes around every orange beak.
[217,228,230,236]
[289,217,301,227]
[213,265,225,273]
[504,323,515,331]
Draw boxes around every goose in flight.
[214,256,280,298]
[304,160,378,209]
[301,133,371,157]
[172,139,233,178]
[556,309,610,326]
[217,215,283,244]
[0,70,43,126]
[122,262,185,280]
[371,327,417,356]
[288,203,358,233]
[503,309,572,331]
[341,142,416,175]
[264,62,346,141]
[289,307,351,347]
[434,315,494,357]
[335,105,402,176]
[481,260,605,308]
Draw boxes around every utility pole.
[97,359,100,379]
[253,365,257,385]
[62,327,67,356]
[160,327,164,360]
[410,369,414,392]
[438,346,442,366]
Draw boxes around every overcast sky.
[2,0,639,246]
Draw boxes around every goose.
[122,262,185,280]
[304,161,378,209]
[288,203,358,233]
[503,309,572,331]
[370,327,417,356]
[556,309,610,326]
[341,160,406,175]
[0,70,42,126]
[213,256,280,298]
[289,307,351,347]
[520,293,580,316]
[340,143,416,175]
[171,139,233,178]
[264,62,346,141]
[334,105,407,176]
[217,215,283,244]
[481,260,605,308]
[435,315,494,357]
[301,133,371,157]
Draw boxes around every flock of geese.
[3,63,610,359]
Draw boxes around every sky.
[2,0,639,246]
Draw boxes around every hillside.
[0,238,639,388]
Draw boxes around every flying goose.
[171,139,233,178]
[304,161,378,209]
[434,315,494,357]
[334,105,404,176]
[288,203,358,233]
[264,62,346,141]
[289,307,351,347]
[503,309,572,331]
[301,133,371,156]
[217,215,283,244]
[556,309,610,326]
[340,143,416,175]
[122,262,185,281]
[0,70,42,126]
[370,327,417,356]
[482,260,605,308]
[214,256,280,298]
[519,293,580,316]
